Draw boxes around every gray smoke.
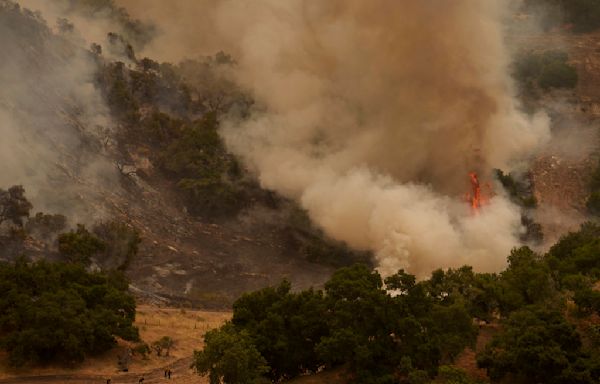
[0,1,120,223]
[103,1,556,277]
[114,0,552,277]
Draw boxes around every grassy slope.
[0,305,230,381]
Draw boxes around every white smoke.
[120,0,552,276]
[215,0,550,276]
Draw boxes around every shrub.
[538,61,578,89]
[546,222,600,283]
[436,365,480,384]
[477,307,597,383]
[573,288,600,316]
[193,324,270,384]
[152,336,174,357]
[0,258,138,366]
[158,113,246,216]
[0,185,32,228]
[26,212,67,240]
[513,50,578,98]
[133,343,150,359]
[58,224,106,265]
[494,169,537,208]
[93,221,141,270]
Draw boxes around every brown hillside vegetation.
[452,323,500,382]
[0,305,230,383]
[516,30,600,244]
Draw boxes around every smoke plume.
[0,1,120,223]
[111,1,553,276]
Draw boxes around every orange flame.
[465,172,490,213]
[468,172,482,210]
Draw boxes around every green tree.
[422,266,501,321]
[58,225,106,265]
[0,259,138,366]
[430,303,477,362]
[159,113,245,216]
[103,62,140,125]
[317,265,395,378]
[318,265,475,380]
[498,247,556,313]
[135,111,185,148]
[573,287,600,316]
[198,265,480,383]
[193,323,269,384]
[546,223,600,285]
[436,365,480,384]
[477,307,597,383]
[232,280,329,380]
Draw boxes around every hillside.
[0,1,599,383]
[0,0,372,309]
[517,29,600,244]
[0,0,595,309]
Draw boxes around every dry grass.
[0,304,231,380]
[127,305,231,372]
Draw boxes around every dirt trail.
[0,356,203,383]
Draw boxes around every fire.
[465,172,490,213]
[468,172,482,210]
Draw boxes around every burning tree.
[465,172,491,213]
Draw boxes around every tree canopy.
[58,224,106,265]
[477,307,599,384]
[194,265,477,383]
[0,258,139,367]
[193,222,600,384]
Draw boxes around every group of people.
[105,368,173,383]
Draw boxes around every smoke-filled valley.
[0,0,599,383]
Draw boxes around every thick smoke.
[123,1,551,277]
[18,0,155,58]
[0,1,120,223]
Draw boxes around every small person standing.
[168,369,172,379]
